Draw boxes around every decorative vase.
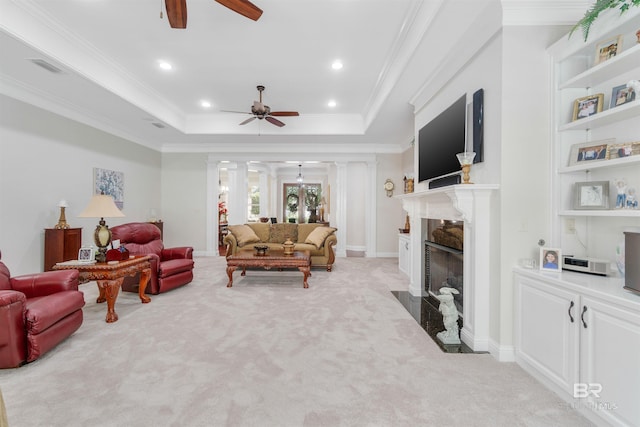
[283,238,294,255]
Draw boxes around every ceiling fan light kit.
[164,0,262,29]
[223,85,300,128]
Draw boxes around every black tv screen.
[418,95,467,183]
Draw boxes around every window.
[283,183,321,223]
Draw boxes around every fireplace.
[398,185,498,353]
[425,220,464,314]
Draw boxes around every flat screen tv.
[418,94,467,183]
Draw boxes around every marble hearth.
[397,184,499,352]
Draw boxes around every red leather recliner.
[111,223,194,295]
[0,251,85,369]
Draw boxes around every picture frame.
[594,35,622,65]
[94,167,124,209]
[610,84,636,108]
[607,141,640,160]
[78,247,95,263]
[572,94,604,121]
[540,247,562,272]
[573,181,610,210]
[567,139,613,166]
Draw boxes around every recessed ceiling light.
[331,60,343,70]
[200,100,212,108]
[158,60,172,71]
[327,100,337,108]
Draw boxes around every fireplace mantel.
[396,184,499,352]
[397,184,499,222]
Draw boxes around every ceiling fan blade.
[239,117,257,125]
[165,0,187,29]
[270,111,299,117]
[265,116,285,127]
[221,110,251,114]
[215,0,263,21]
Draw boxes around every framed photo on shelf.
[573,181,610,210]
[610,84,636,108]
[539,247,562,272]
[572,94,604,121]
[594,35,622,65]
[567,139,613,166]
[607,141,640,160]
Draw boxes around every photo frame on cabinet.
[594,35,622,65]
[573,181,610,210]
[539,247,562,272]
[567,139,613,166]
[607,141,640,160]
[610,84,636,108]
[572,94,604,121]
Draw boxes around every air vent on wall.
[151,122,165,129]
[27,58,64,74]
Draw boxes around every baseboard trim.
[489,339,515,362]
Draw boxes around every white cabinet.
[398,233,410,277]
[514,268,640,427]
[548,9,640,260]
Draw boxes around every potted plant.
[571,0,640,41]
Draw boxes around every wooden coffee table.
[53,255,152,323]
[226,249,311,288]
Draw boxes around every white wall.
[376,153,405,256]
[499,25,571,350]
[0,95,161,275]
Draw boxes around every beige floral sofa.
[223,222,337,271]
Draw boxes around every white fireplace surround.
[397,184,499,351]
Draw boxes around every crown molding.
[501,0,591,26]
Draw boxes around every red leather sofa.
[111,222,194,295]
[0,251,85,368]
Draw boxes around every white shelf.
[559,100,640,131]
[558,153,640,174]
[559,44,640,89]
[560,209,640,217]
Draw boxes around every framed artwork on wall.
[94,168,124,209]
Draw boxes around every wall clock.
[384,179,395,197]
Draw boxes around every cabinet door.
[580,297,640,427]
[515,275,580,395]
[398,235,410,276]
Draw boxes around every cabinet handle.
[581,306,588,328]
[568,301,575,323]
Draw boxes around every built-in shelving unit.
[548,8,640,260]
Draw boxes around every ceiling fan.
[164,0,263,29]
[223,85,300,128]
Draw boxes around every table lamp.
[54,199,70,229]
[456,152,476,184]
[78,193,125,262]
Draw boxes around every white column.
[335,162,348,258]
[206,157,222,257]
[366,160,377,257]
[258,170,269,218]
[227,162,248,225]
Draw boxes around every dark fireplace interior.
[425,219,463,314]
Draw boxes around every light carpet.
[0,257,590,427]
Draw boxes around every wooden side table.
[53,256,152,323]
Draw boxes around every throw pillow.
[304,226,336,249]
[269,223,298,243]
[228,224,261,247]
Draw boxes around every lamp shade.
[78,194,125,218]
